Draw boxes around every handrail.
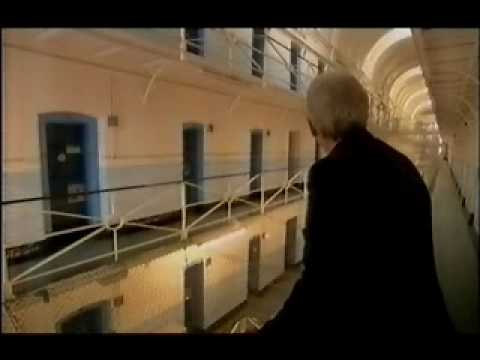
[2,169,290,206]
[7,166,311,288]
[230,316,262,333]
[264,168,306,208]
[10,226,106,283]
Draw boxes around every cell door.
[40,115,100,233]
[248,235,261,292]
[252,28,265,78]
[288,131,301,180]
[59,302,110,333]
[184,262,205,332]
[290,42,300,91]
[183,125,204,205]
[250,130,263,192]
[285,217,298,267]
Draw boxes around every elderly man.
[260,71,453,334]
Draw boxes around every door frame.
[249,129,264,191]
[39,112,101,233]
[182,122,206,204]
[285,216,298,267]
[56,300,112,333]
[184,260,205,332]
[287,130,300,180]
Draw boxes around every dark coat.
[260,126,454,334]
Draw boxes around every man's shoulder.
[310,158,333,176]
[308,158,338,188]
[371,136,415,166]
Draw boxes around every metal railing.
[85,28,396,124]
[116,28,326,100]
[230,316,263,333]
[5,166,310,293]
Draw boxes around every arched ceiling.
[327,28,434,130]
[331,28,389,68]
[411,28,478,138]
[371,37,418,97]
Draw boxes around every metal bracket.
[142,67,163,105]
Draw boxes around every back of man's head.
[306,71,369,141]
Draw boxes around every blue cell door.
[40,114,100,233]
[183,125,204,205]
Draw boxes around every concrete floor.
[209,265,302,333]
[431,159,479,334]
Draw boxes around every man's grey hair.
[306,71,369,140]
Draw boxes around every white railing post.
[261,32,268,88]
[1,41,10,302]
[11,226,106,284]
[180,182,187,240]
[260,174,265,214]
[109,192,118,262]
[113,229,118,262]
[2,248,13,300]
[227,181,232,221]
[227,32,233,72]
[285,173,289,204]
[303,170,308,200]
[180,28,186,61]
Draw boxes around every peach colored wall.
[3,46,315,248]
[4,202,305,333]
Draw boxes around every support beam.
[142,67,163,104]
[11,226,106,284]
[265,36,293,75]
[228,95,241,118]
[224,30,264,75]
[34,29,65,41]
[91,46,124,59]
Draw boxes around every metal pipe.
[231,174,260,197]
[227,182,232,220]
[43,223,104,240]
[41,210,103,222]
[265,36,294,75]
[113,229,118,262]
[284,173,289,204]
[142,67,163,104]
[188,216,229,232]
[237,41,264,74]
[11,226,106,283]
[260,175,265,214]
[121,194,164,221]
[186,198,228,231]
[124,221,179,233]
[231,196,260,209]
[290,185,303,196]
[1,38,10,302]
[184,180,224,199]
[180,182,187,240]
[179,28,186,61]
[13,250,116,285]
